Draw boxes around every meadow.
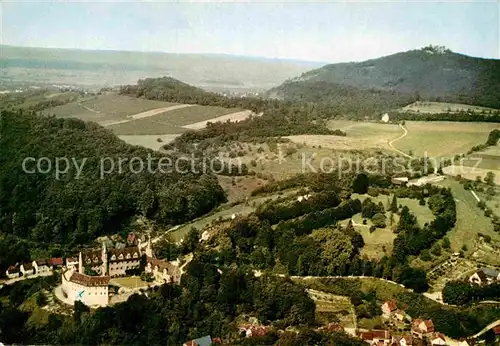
[340,193,435,259]
[437,179,499,254]
[394,121,498,157]
[286,120,402,152]
[400,101,499,114]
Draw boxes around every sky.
[2,1,499,63]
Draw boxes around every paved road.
[388,124,412,158]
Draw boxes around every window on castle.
[126,254,131,259]
[118,254,124,260]
[111,255,116,260]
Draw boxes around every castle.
[80,241,149,277]
[60,238,181,307]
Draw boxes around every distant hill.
[268,46,500,109]
[0,45,322,91]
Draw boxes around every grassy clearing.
[395,121,498,157]
[285,120,402,152]
[80,94,178,118]
[306,289,356,328]
[167,190,299,242]
[437,179,499,254]
[110,276,149,289]
[338,194,434,259]
[400,101,499,114]
[351,193,435,227]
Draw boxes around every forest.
[0,110,226,272]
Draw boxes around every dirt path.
[388,124,412,158]
[470,190,481,202]
[78,102,100,114]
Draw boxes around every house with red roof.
[411,319,435,339]
[382,300,398,317]
[239,324,270,338]
[391,335,412,346]
[48,257,63,268]
[430,332,447,345]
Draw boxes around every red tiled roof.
[493,326,500,335]
[431,332,446,341]
[69,272,110,287]
[372,330,391,340]
[49,257,63,266]
[360,332,374,340]
[183,341,197,346]
[424,320,435,332]
[384,300,398,311]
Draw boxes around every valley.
[1,44,500,346]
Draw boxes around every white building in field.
[61,252,110,307]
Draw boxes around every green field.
[400,101,499,114]
[107,105,241,135]
[79,94,178,118]
[437,179,499,254]
[394,121,498,157]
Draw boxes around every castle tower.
[145,236,153,258]
[101,241,107,276]
[78,252,83,274]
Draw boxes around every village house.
[5,265,20,279]
[48,257,64,268]
[239,325,270,338]
[391,335,412,346]
[61,253,110,307]
[144,257,181,284]
[411,319,435,339]
[360,330,391,345]
[469,267,500,285]
[32,259,51,274]
[20,262,34,276]
[393,309,408,322]
[430,333,447,345]
[382,300,398,317]
[66,257,79,269]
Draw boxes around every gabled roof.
[69,272,110,287]
[360,332,374,340]
[424,320,435,332]
[22,262,33,270]
[383,299,398,311]
[35,259,48,266]
[7,265,19,273]
[49,257,63,266]
[372,330,391,339]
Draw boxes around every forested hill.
[268,46,500,109]
[0,110,225,262]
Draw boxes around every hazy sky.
[2,1,499,63]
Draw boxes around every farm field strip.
[182,109,254,129]
[129,104,194,119]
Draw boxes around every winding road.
[389,124,412,158]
